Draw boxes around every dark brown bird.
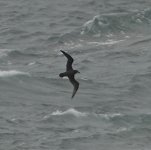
[59,50,80,98]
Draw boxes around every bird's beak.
[78,71,80,73]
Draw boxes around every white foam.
[51,108,88,117]
[0,49,12,58]
[59,42,83,50]
[82,15,101,32]
[28,62,36,66]
[87,39,124,46]
[116,127,130,133]
[0,70,29,77]
[81,77,89,81]
[98,113,123,119]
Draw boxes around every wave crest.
[51,108,88,117]
[0,70,29,77]
[81,9,151,36]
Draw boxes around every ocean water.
[1,0,151,149]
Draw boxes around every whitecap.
[51,108,88,117]
[98,113,123,120]
[28,62,36,66]
[80,77,89,81]
[116,127,130,133]
[81,15,102,35]
[0,49,12,58]
[43,114,50,119]
[58,42,83,50]
[11,118,17,121]
[87,39,124,46]
[0,70,29,77]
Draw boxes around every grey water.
[1,0,151,150]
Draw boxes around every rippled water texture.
[1,0,151,150]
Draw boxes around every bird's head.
[74,70,80,74]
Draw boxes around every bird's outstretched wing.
[68,75,79,98]
[60,50,74,71]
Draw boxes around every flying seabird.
[59,50,80,98]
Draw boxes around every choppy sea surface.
[1,0,151,150]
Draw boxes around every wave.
[129,36,151,46]
[43,108,123,120]
[51,108,88,117]
[55,8,151,49]
[86,39,124,46]
[7,50,43,58]
[0,49,50,60]
[0,49,14,58]
[55,38,124,53]
[44,108,151,124]
[97,113,123,120]
[81,8,151,36]
[0,70,29,77]
[0,49,43,60]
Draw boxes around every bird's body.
[59,50,80,98]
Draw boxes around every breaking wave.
[81,8,151,36]
[51,108,88,117]
[0,70,29,77]
[43,108,123,120]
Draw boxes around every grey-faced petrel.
[59,50,80,98]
